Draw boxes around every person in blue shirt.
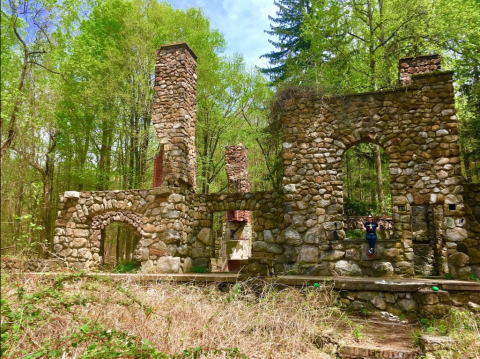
[363,215,381,254]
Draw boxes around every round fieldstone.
[298,246,319,263]
[397,298,418,312]
[448,252,469,267]
[334,260,362,276]
[372,262,394,277]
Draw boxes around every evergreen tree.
[261,0,312,83]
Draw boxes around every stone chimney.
[225,144,251,222]
[399,54,441,86]
[223,144,252,271]
[152,43,197,190]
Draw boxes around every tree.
[261,0,312,83]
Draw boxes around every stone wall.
[52,48,475,279]
[339,288,479,319]
[191,191,284,272]
[280,63,467,277]
[1,258,64,272]
[54,188,193,272]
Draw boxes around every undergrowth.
[416,309,480,358]
[3,271,478,358]
[1,272,345,358]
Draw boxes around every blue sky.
[167,0,277,68]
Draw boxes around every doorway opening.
[342,143,392,240]
[210,211,252,272]
[100,223,140,271]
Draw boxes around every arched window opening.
[342,143,392,239]
[101,223,140,271]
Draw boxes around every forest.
[1,0,480,258]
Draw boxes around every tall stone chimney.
[152,43,197,190]
[225,144,251,222]
[399,54,441,86]
[223,144,252,272]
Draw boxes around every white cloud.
[168,0,277,68]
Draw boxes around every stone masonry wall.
[54,188,193,272]
[53,48,475,279]
[280,66,467,277]
[190,191,284,273]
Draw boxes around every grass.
[1,272,349,358]
[415,310,480,358]
[1,271,478,358]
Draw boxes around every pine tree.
[261,0,312,83]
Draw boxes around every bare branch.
[27,61,67,81]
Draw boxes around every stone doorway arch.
[90,211,146,265]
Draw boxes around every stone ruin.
[54,43,480,278]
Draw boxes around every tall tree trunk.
[0,21,29,169]
[116,226,120,265]
[98,121,112,191]
[42,133,57,252]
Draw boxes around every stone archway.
[90,211,145,265]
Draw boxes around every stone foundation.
[340,288,480,318]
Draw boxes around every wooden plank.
[25,272,480,292]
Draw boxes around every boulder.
[305,262,332,276]
[298,246,319,263]
[156,256,180,273]
[397,298,417,312]
[371,295,387,310]
[64,191,81,199]
[419,335,455,352]
[445,228,468,242]
[263,230,274,243]
[266,243,283,254]
[159,229,181,244]
[334,260,362,276]
[322,250,344,261]
[448,252,469,267]
[372,262,394,277]
[196,228,211,245]
[252,241,267,252]
[285,228,302,245]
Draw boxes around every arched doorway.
[90,211,144,270]
[101,223,140,269]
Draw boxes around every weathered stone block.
[322,250,344,261]
[64,191,81,199]
[372,262,394,277]
[448,252,469,267]
[334,260,362,276]
[397,298,417,312]
[156,256,180,273]
[298,246,319,263]
[196,228,211,245]
[285,228,302,245]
